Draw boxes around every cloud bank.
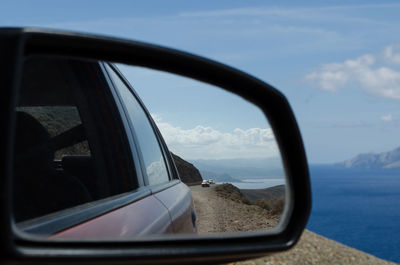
[152,115,279,159]
[381,114,393,122]
[305,45,400,99]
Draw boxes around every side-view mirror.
[0,28,311,264]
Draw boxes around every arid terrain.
[190,185,280,234]
[190,184,397,265]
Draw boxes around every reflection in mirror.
[12,56,286,239]
[117,64,286,235]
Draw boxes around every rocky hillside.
[190,184,280,234]
[214,183,251,204]
[215,184,284,215]
[171,153,203,184]
[191,185,395,265]
[337,146,400,169]
[230,230,396,265]
[241,185,285,202]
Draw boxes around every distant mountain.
[199,170,242,183]
[337,146,400,169]
[190,157,285,179]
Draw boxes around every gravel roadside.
[190,185,279,234]
[190,185,397,265]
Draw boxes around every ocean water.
[218,178,285,189]
[307,165,400,263]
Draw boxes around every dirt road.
[190,184,397,265]
[190,184,279,234]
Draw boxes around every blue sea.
[307,165,400,263]
[224,178,285,189]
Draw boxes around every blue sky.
[116,65,279,160]
[3,1,400,163]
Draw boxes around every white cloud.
[333,121,370,128]
[383,45,400,64]
[381,114,393,122]
[152,115,278,159]
[305,48,400,99]
[305,70,348,92]
[146,157,169,185]
[178,5,400,24]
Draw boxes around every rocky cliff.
[171,153,203,184]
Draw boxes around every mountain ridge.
[337,146,400,169]
[190,157,285,178]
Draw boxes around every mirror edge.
[0,27,311,263]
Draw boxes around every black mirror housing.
[0,28,311,264]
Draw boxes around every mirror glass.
[13,56,287,239]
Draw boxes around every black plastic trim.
[103,63,151,186]
[99,62,146,187]
[0,28,25,259]
[0,27,311,264]
[106,63,175,185]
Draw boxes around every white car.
[201,180,210,187]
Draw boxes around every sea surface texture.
[307,165,400,263]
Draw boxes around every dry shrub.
[255,198,273,211]
[215,184,252,205]
[255,196,285,215]
[271,196,285,215]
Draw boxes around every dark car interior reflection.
[13,57,196,237]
